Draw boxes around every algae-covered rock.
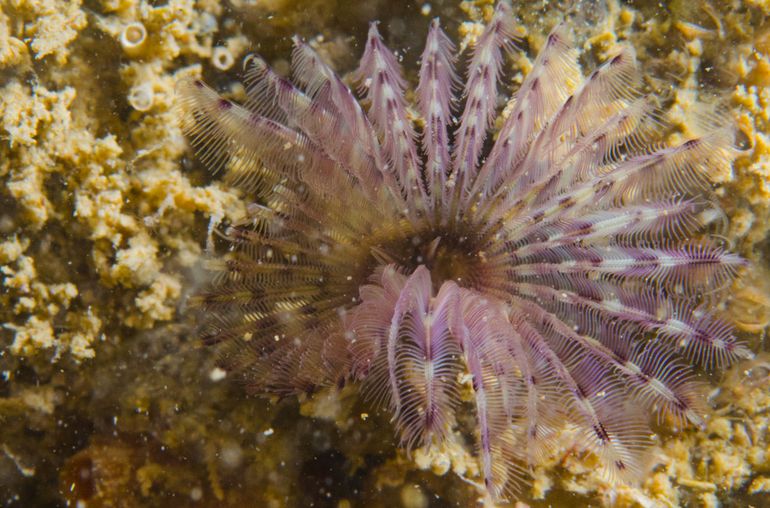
[1,0,769,507]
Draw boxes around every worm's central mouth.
[368,221,494,293]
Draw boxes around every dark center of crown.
[372,222,491,293]
[421,235,479,290]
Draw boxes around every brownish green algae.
[1,0,770,507]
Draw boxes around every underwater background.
[2,0,770,506]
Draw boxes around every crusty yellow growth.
[1,0,769,507]
[0,0,246,360]
[0,8,28,67]
[732,78,770,236]
[4,0,87,64]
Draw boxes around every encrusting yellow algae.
[1,0,770,506]
[6,0,87,64]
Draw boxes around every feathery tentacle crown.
[178,3,751,499]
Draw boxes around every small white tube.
[211,46,235,71]
[120,22,147,55]
[128,83,153,112]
